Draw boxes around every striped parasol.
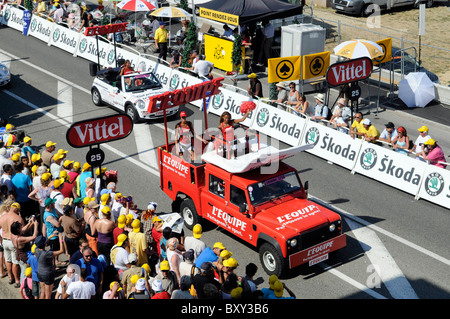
[333,39,384,60]
[150,6,191,18]
[117,0,155,11]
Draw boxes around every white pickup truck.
[91,68,179,123]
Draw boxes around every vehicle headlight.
[329,223,336,232]
[287,238,297,247]
[136,100,146,110]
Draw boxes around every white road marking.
[57,80,73,124]
[133,123,158,168]
[345,217,419,299]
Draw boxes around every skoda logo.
[107,50,115,65]
[305,127,320,146]
[30,19,37,32]
[53,28,60,42]
[360,148,377,170]
[256,107,269,127]
[212,92,224,110]
[424,172,444,196]
[170,73,180,90]
[79,38,88,53]
[4,9,11,21]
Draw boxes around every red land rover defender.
[157,132,346,277]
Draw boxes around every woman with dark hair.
[392,126,410,155]
[60,204,83,262]
[34,233,65,299]
[10,217,39,285]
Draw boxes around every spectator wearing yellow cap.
[261,274,279,299]
[121,253,150,297]
[50,177,65,215]
[151,215,164,256]
[412,125,432,158]
[184,224,206,261]
[194,241,226,269]
[11,161,35,220]
[41,141,56,168]
[128,219,150,266]
[110,233,130,277]
[50,152,64,180]
[94,206,115,265]
[219,257,238,284]
[94,167,107,202]
[419,139,447,169]
[74,163,92,199]
[267,280,296,299]
[22,136,36,164]
[151,259,179,295]
[247,73,263,98]
[28,171,52,221]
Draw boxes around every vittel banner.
[301,120,363,169]
[353,142,428,195]
[50,26,81,54]
[27,16,54,42]
[417,165,450,210]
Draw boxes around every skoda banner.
[251,102,306,147]
[301,120,363,170]
[353,142,428,195]
[417,165,450,210]
[209,86,255,128]
[22,9,31,35]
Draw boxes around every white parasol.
[398,72,436,108]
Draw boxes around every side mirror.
[113,87,120,94]
[304,181,309,191]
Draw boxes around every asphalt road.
[1,25,450,300]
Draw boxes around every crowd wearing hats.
[0,119,299,300]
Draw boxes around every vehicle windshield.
[247,171,302,205]
[123,73,162,92]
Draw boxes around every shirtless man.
[0,202,33,286]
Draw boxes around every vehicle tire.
[259,242,285,278]
[125,104,139,123]
[91,87,103,106]
[180,199,200,230]
[360,4,375,17]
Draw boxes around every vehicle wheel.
[360,4,375,17]
[91,87,103,106]
[180,199,199,230]
[125,104,139,123]
[259,243,285,277]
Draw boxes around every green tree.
[231,33,242,73]
[24,0,33,11]
[181,20,198,68]
[180,0,189,12]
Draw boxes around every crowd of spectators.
[0,119,295,300]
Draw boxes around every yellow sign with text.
[374,38,392,65]
[204,34,235,72]
[268,56,301,83]
[302,51,330,80]
[199,7,239,26]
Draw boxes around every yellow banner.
[204,34,235,72]
[374,38,392,65]
[268,56,301,83]
[199,7,239,26]
[302,51,330,80]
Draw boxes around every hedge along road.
[1,27,450,299]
